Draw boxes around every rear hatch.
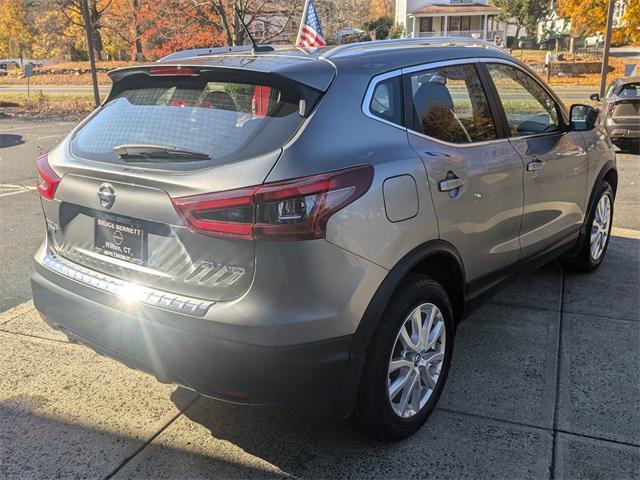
[42,61,333,302]
[611,81,639,123]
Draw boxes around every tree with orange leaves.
[558,0,639,44]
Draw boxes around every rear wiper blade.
[114,144,211,162]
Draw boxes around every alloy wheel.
[387,303,446,419]
[590,193,611,262]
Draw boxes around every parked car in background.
[592,77,640,153]
[32,38,617,441]
[539,34,570,50]
[584,33,604,48]
[0,61,20,76]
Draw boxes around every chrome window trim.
[362,56,571,147]
[362,69,406,131]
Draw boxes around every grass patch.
[0,91,107,115]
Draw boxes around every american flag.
[295,0,326,49]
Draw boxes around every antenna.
[234,6,274,53]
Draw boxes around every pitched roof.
[410,3,499,15]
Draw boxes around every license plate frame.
[94,212,146,264]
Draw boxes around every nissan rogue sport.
[32,39,617,440]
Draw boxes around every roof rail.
[320,37,501,59]
[158,45,253,62]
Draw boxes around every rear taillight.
[36,154,60,200]
[172,165,373,241]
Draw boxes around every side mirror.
[570,104,599,131]
[590,93,601,102]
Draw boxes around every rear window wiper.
[114,144,211,162]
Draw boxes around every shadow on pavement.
[0,134,24,149]
[0,401,276,480]
[169,390,552,479]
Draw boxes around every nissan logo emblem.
[97,183,116,209]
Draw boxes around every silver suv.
[32,39,617,440]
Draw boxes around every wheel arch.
[332,239,467,418]
[566,161,617,258]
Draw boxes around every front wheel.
[561,181,614,273]
[354,275,455,441]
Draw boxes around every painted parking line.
[36,134,65,140]
[0,183,37,198]
[611,227,640,240]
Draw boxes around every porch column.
[443,15,448,36]
[483,14,488,40]
[412,17,418,38]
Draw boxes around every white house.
[395,0,506,42]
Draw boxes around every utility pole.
[599,0,615,98]
[81,0,100,108]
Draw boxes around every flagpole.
[295,0,311,47]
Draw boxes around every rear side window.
[368,76,403,126]
[407,64,497,143]
[71,76,308,167]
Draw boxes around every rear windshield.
[619,82,639,98]
[71,75,307,167]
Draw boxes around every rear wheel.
[561,181,614,273]
[354,275,455,441]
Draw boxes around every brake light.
[172,165,373,240]
[149,67,196,76]
[36,154,60,200]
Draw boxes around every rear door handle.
[439,177,465,192]
[526,159,546,172]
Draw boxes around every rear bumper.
[31,265,353,408]
[604,122,640,140]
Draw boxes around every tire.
[354,275,455,441]
[561,181,614,273]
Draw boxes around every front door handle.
[439,177,465,192]
[526,159,546,172]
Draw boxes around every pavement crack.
[549,267,566,480]
[103,395,200,480]
[0,307,36,326]
[0,328,72,346]
[436,406,552,433]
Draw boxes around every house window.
[419,17,433,33]
[448,16,471,31]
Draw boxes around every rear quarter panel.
[266,67,439,271]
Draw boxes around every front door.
[404,62,525,286]
[483,62,588,259]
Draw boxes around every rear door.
[482,61,588,259]
[404,61,525,287]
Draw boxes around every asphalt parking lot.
[0,118,638,479]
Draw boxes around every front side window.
[407,63,497,143]
[486,63,562,137]
[369,76,402,126]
